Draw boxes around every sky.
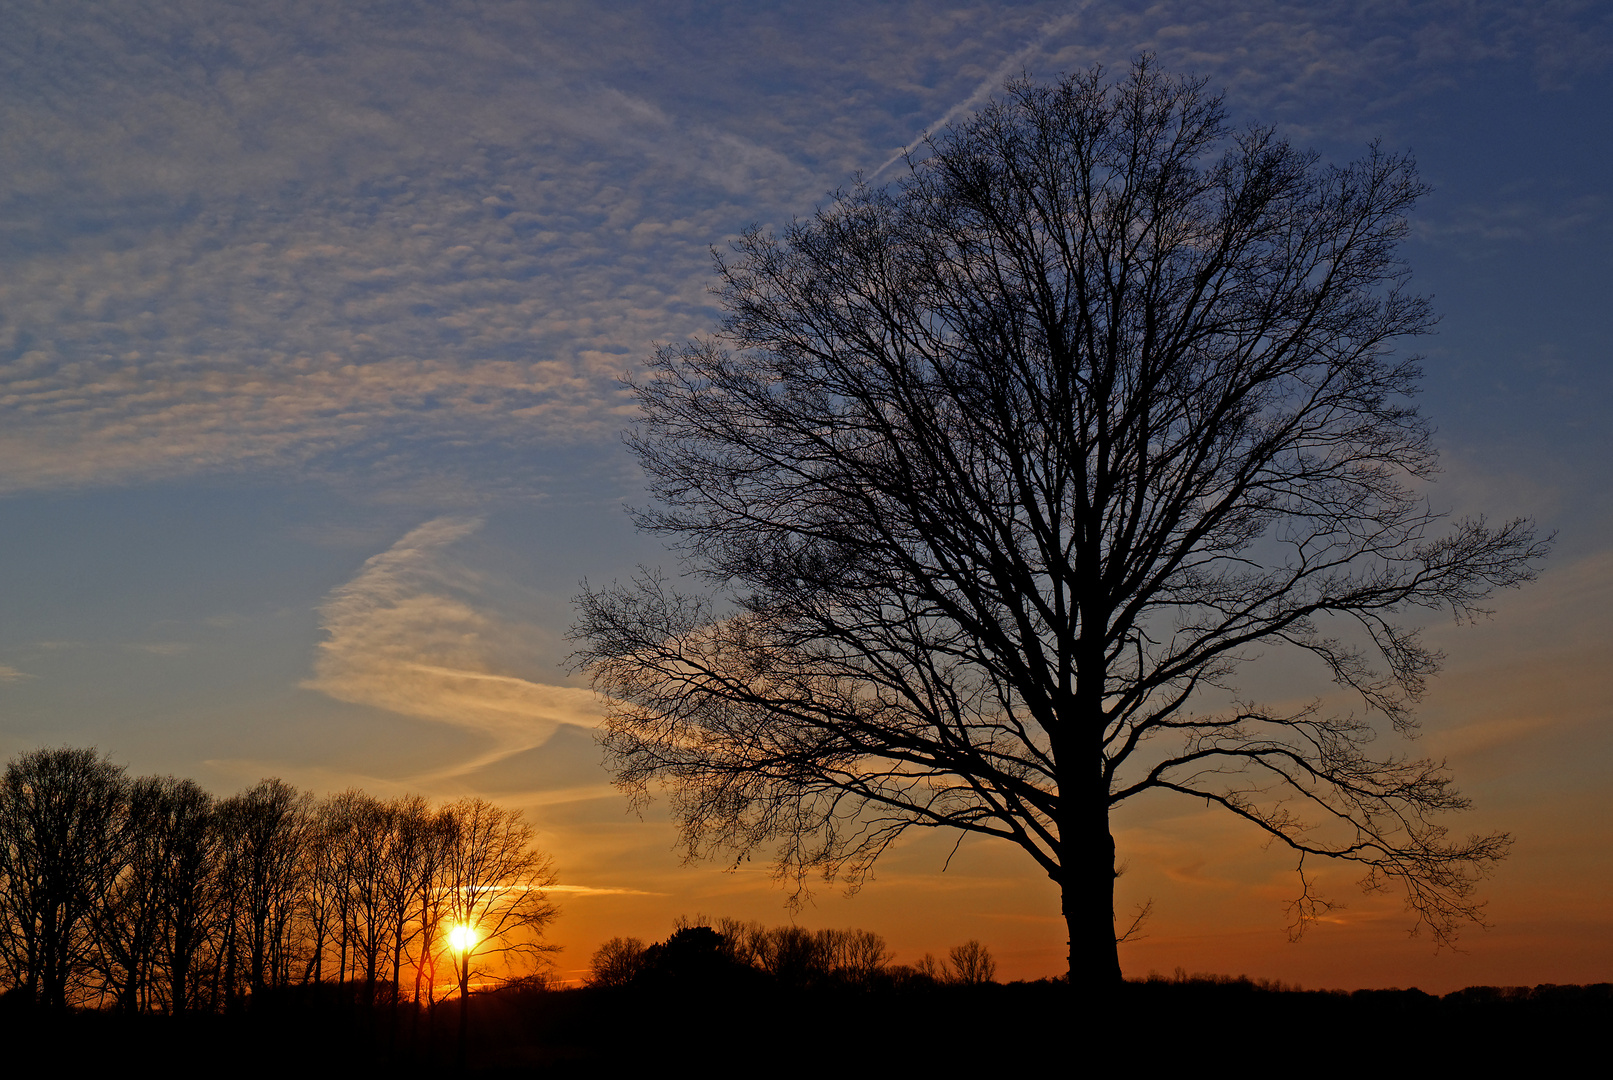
[1,0,1609,991]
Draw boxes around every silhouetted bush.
[637,926,751,988]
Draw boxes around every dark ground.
[2,975,1606,1074]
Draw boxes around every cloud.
[1430,714,1562,758]
[0,665,32,683]
[543,884,666,897]
[0,5,814,496]
[122,642,193,656]
[0,1,1604,496]
[302,516,606,775]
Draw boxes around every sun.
[448,924,478,954]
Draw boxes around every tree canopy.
[573,60,1548,983]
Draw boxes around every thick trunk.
[1063,817,1122,985]
[1065,628,1122,986]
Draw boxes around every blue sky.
[1,1,1609,986]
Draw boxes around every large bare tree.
[573,61,1548,983]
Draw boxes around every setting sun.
[448,925,478,954]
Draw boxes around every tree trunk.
[1065,636,1123,986]
[1063,813,1122,985]
[171,940,188,1016]
[457,954,470,1071]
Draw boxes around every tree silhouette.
[217,778,310,1004]
[92,776,191,1012]
[438,798,558,1062]
[573,60,1548,984]
[0,747,127,1008]
[588,936,648,987]
[638,925,737,986]
[946,941,996,986]
[148,777,218,1014]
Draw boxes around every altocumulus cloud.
[2,1,1602,498]
[303,517,604,775]
[0,2,815,496]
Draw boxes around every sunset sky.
[1,1,1608,991]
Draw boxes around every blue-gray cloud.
[0,1,1605,496]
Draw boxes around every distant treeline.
[589,915,997,990]
[0,747,556,1014]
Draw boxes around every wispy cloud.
[122,642,193,656]
[302,516,605,775]
[543,884,666,897]
[1419,191,1607,247]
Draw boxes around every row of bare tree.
[0,747,558,1012]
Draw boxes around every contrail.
[869,6,1089,181]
